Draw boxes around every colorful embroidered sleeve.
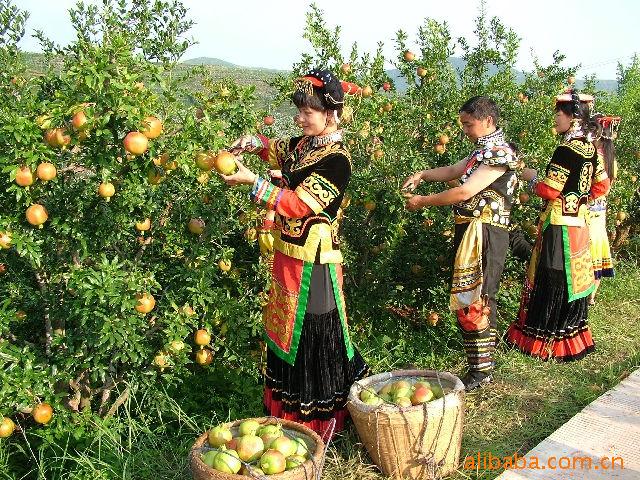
[593,151,609,184]
[540,146,572,192]
[535,181,562,200]
[294,154,351,215]
[254,135,289,169]
[250,177,312,218]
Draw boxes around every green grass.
[1,265,638,479]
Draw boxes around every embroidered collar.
[476,128,505,148]
[310,129,343,147]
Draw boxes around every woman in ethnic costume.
[403,96,519,391]
[586,114,620,305]
[505,90,610,361]
[222,69,369,438]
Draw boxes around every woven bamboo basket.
[347,370,465,480]
[190,417,325,480]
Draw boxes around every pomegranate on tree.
[123,132,149,155]
[36,162,57,181]
[26,204,49,227]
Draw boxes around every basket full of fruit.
[347,369,465,480]
[190,417,325,480]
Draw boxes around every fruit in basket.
[379,383,393,396]
[414,380,432,390]
[257,424,281,437]
[270,435,297,457]
[359,387,377,402]
[391,380,411,391]
[363,396,384,406]
[201,450,218,467]
[411,386,434,405]
[429,383,445,399]
[286,454,307,470]
[236,435,265,462]
[208,425,232,447]
[211,448,242,474]
[392,384,413,399]
[238,419,261,436]
[379,392,392,402]
[395,396,413,407]
[293,437,310,457]
[259,449,287,475]
[261,433,282,449]
[226,438,238,451]
[240,466,265,476]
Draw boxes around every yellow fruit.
[0,231,12,249]
[141,116,163,139]
[32,403,53,425]
[15,166,34,187]
[26,204,48,227]
[98,182,115,199]
[194,329,211,346]
[195,348,213,365]
[135,293,156,314]
[213,151,237,175]
[36,163,57,181]
[135,218,151,232]
[0,417,15,438]
[218,259,232,272]
[187,218,205,235]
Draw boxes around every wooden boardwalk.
[496,368,640,479]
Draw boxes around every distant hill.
[387,56,617,93]
[185,55,617,93]
[182,57,286,74]
[182,57,238,67]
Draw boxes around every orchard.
[1,0,639,478]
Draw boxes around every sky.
[15,0,640,80]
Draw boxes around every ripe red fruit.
[382,82,391,91]
[72,111,88,130]
[263,115,275,126]
[123,132,149,155]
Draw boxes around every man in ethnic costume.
[506,90,610,361]
[403,96,518,391]
[222,69,368,438]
